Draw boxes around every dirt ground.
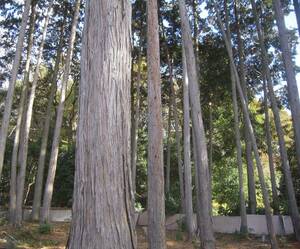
[0,222,299,249]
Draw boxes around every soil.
[0,222,299,249]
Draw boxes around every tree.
[40,0,81,224]
[66,0,136,247]
[31,19,65,221]
[0,0,31,180]
[14,0,54,226]
[147,0,166,248]
[178,0,215,248]
[183,49,194,239]
[273,0,300,174]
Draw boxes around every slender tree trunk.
[251,0,300,239]
[208,103,213,173]
[14,1,53,227]
[230,66,248,234]
[0,0,32,179]
[293,0,300,39]
[66,0,136,248]
[183,49,194,239]
[166,100,171,194]
[40,0,81,223]
[147,0,166,248]
[263,80,279,214]
[273,0,300,175]
[215,5,279,248]
[168,61,185,213]
[131,48,142,195]
[178,0,215,248]
[31,22,65,221]
[234,1,256,214]
[9,3,36,223]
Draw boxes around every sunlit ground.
[0,222,299,249]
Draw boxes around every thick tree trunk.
[9,3,36,223]
[293,0,300,41]
[272,0,300,175]
[31,23,64,221]
[178,0,215,248]
[230,66,248,234]
[168,62,185,213]
[263,80,279,214]
[147,0,166,248]
[66,0,136,248]
[234,2,256,214]
[40,0,81,223]
[0,0,32,179]
[131,49,142,195]
[183,49,194,239]
[250,0,300,239]
[215,6,279,248]
[13,1,53,227]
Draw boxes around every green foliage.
[38,223,52,235]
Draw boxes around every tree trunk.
[131,48,142,195]
[66,0,136,248]
[40,0,81,223]
[293,0,300,38]
[250,0,300,240]
[273,0,300,175]
[147,0,166,248]
[178,0,215,248]
[166,100,171,194]
[183,49,194,239]
[263,80,279,214]
[31,21,65,221]
[234,1,256,214]
[9,3,36,223]
[13,0,53,227]
[0,0,32,179]
[230,66,248,234]
[215,6,279,248]
[169,61,185,213]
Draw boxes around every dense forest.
[0,0,300,248]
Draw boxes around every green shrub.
[38,223,52,234]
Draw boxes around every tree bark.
[31,21,65,221]
[66,0,136,248]
[40,0,81,223]
[230,65,248,234]
[9,3,36,223]
[147,0,166,248]
[178,0,215,248]
[183,49,194,239]
[13,0,53,227]
[0,0,32,179]
[166,100,171,194]
[131,48,142,195]
[272,0,300,175]
[215,5,279,248]
[263,80,279,214]
[234,1,256,214]
[168,61,185,213]
[250,0,300,239]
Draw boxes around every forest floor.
[0,222,299,249]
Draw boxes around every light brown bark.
[147,0,166,248]
[40,0,81,223]
[0,0,32,179]
[66,0,136,248]
[178,0,215,248]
